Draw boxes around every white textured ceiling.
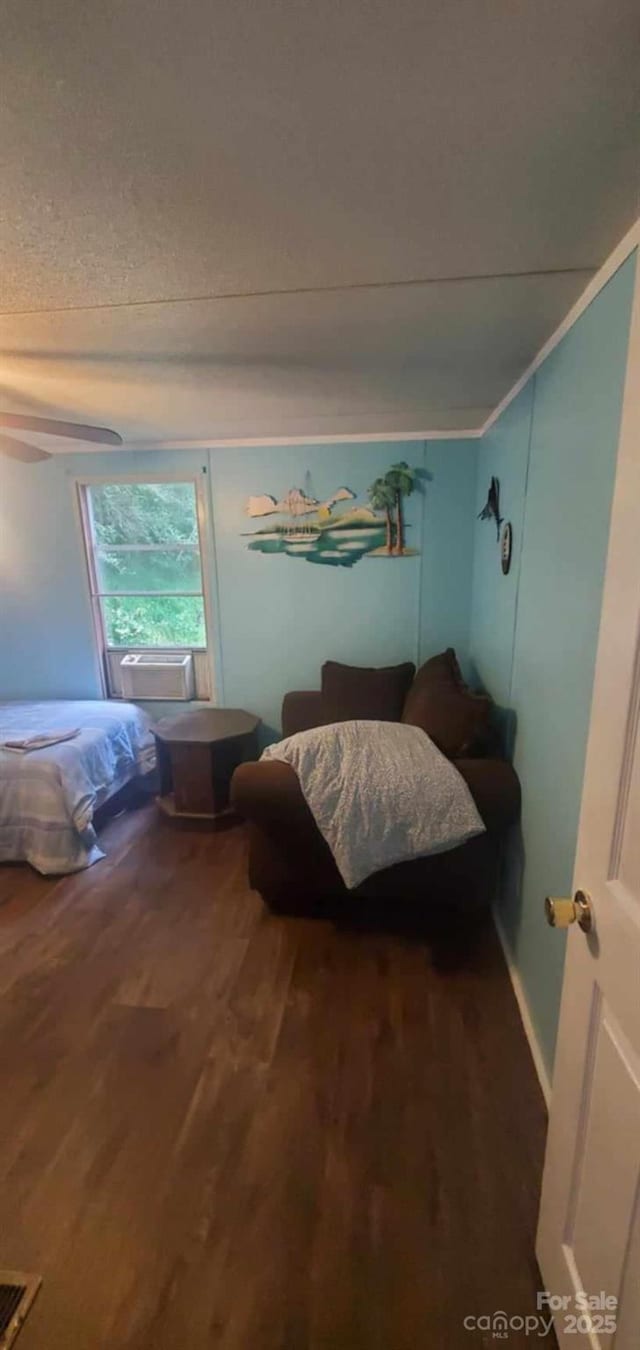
[1,0,639,444]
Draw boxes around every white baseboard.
[493,909,552,1109]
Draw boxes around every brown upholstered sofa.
[231,653,521,916]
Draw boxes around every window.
[78,478,212,694]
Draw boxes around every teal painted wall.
[0,450,102,700]
[470,384,533,710]
[210,439,476,731]
[419,439,477,671]
[470,253,636,1077]
[0,439,476,731]
[210,441,421,734]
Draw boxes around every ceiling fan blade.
[0,434,52,463]
[0,413,122,445]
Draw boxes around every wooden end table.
[153,708,260,820]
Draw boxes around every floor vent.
[0,1272,41,1348]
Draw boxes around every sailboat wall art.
[243,462,420,568]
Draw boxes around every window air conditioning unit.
[120,652,195,701]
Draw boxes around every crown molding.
[112,427,482,452]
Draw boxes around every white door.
[537,242,640,1349]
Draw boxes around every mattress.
[0,700,156,875]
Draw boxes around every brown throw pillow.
[321,660,416,723]
[407,647,462,689]
[402,648,492,758]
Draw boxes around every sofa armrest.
[281,690,325,738]
[231,759,316,826]
[455,758,521,834]
[233,753,520,835]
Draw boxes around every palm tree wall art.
[369,461,416,555]
[243,460,420,567]
[367,476,396,554]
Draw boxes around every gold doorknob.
[544,890,593,933]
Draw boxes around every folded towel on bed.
[1,729,81,753]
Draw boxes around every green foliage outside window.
[102,596,206,647]
[91,482,199,546]
[88,482,206,647]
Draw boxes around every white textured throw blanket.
[261,720,485,889]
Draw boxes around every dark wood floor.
[0,808,553,1349]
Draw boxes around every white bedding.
[0,701,156,875]
[261,719,485,889]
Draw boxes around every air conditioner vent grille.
[0,1271,41,1348]
[119,652,195,700]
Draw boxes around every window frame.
[75,471,216,699]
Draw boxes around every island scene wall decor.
[243,461,419,567]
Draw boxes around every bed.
[0,701,156,875]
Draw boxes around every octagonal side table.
[153,707,260,820]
